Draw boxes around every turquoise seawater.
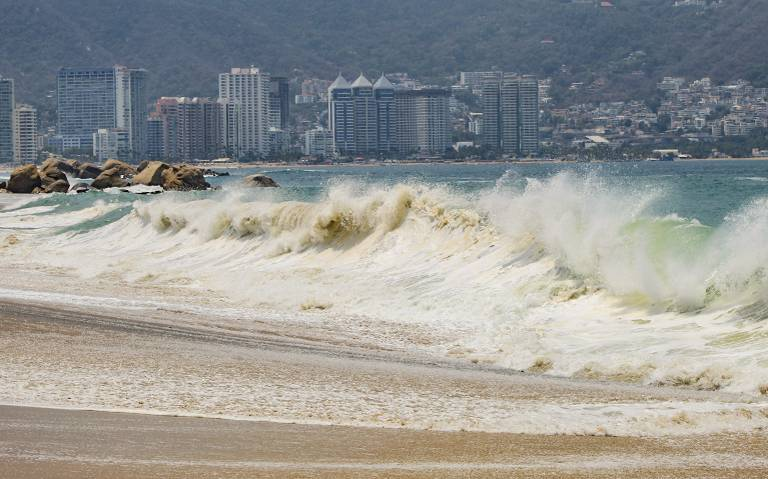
[220,160,768,227]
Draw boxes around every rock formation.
[7,165,42,193]
[91,168,129,189]
[243,174,280,188]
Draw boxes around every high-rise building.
[57,67,116,151]
[303,127,334,157]
[396,88,451,155]
[328,74,354,155]
[146,116,164,160]
[481,73,539,156]
[155,97,179,160]
[0,77,15,163]
[269,77,290,130]
[460,71,502,94]
[151,97,223,161]
[218,67,271,160]
[92,128,130,162]
[500,75,520,155]
[13,104,38,164]
[117,67,148,158]
[351,74,377,154]
[518,75,540,156]
[374,74,396,153]
[480,79,501,151]
[218,98,240,159]
[329,73,450,158]
[56,65,147,157]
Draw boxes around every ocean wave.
[5,172,768,395]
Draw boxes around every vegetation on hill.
[0,0,766,105]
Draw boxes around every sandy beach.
[2,405,768,478]
[0,298,767,477]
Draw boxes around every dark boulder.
[7,164,42,193]
[43,179,70,193]
[77,163,103,179]
[91,168,129,189]
[243,174,280,188]
[40,167,70,194]
[203,168,230,177]
[40,158,78,176]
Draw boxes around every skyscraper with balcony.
[13,104,38,164]
[328,74,354,155]
[351,74,377,154]
[218,67,271,160]
[329,73,400,157]
[518,75,540,155]
[329,73,450,158]
[395,88,451,156]
[374,74,396,153]
[56,65,147,157]
[481,73,539,156]
[0,77,16,163]
[151,97,223,161]
[118,67,149,158]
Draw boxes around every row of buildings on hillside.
[1,66,542,164]
[549,76,768,152]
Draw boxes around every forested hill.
[1,0,767,102]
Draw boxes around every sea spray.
[3,170,768,395]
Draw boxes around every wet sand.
[1,405,767,478]
[0,298,767,477]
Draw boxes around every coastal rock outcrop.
[77,163,103,179]
[163,164,210,191]
[102,159,138,177]
[7,164,42,193]
[91,167,129,189]
[243,174,280,188]
[132,161,171,187]
[2,160,217,195]
[40,166,70,193]
[40,158,78,177]
[133,162,210,191]
[43,179,70,193]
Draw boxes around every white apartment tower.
[218,67,271,160]
[13,104,38,164]
[481,73,539,156]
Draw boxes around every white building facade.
[218,67,271,160]
[13,104,38,164]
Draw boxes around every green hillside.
[1,0,766,104]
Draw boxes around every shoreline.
[3,156,768,175]
[193,156,768,169]
[1,405,767,478]
[0,293,766,436]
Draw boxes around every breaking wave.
[5,171,768,395]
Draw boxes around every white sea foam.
[3,173,768,399]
